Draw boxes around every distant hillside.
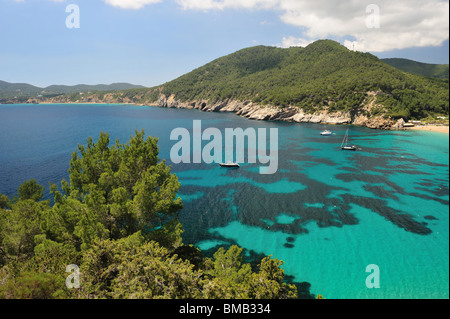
[0,81,146,98]
[0,80,42,98]
[43,83,146,94]
[381,58,449,79]
[154,40,448,120]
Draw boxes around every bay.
[0,103,448,299]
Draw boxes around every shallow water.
[0,103,448,298]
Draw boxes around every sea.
[0,103,448,299]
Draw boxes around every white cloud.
[176,0,279,11]
[278,36,314,48]
[176,0,450,52]
[103,0,162,10]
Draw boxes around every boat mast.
[341,130,348,148]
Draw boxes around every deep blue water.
[0,103,448,299]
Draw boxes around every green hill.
[381,58,449,79]
[43,83,146,94]
[3,40,448,122]
[0,80,42,98]
[157,40,448,120]
[0,81,146,99]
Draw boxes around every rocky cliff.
[155,92,399,130]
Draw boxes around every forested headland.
[156,40,448,121]
[13,40,447,129]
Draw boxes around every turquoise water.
[0,103,448,298]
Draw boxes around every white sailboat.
[341,129,357,151]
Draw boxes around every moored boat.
[220,161,240,168]
[320,130,333,136]
[341,129,357,151]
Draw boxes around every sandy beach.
[404,125,449,134]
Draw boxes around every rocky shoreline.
[4,91,409,130]
[155,94,403,130]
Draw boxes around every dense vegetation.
[159,40,449,120]
[0,131,298,299]
[381,58,449,79]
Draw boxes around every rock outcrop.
[154,94,396,130]
[392,118,406,130]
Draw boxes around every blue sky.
[0,0,448,87]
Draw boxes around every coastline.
[404,125,449,134]
[3,100,449,134]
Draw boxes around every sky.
[0,0,449,88]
